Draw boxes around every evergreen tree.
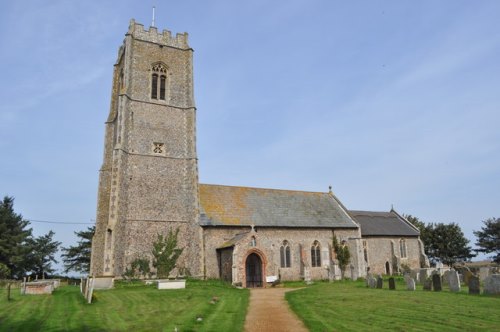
[474,217,500,263]
[27,231,61,279]
[0,196,32,278]
[404,214,432,256]
[333,235,350,279]
[427,222,475,266]
[61,226,95,274]
[152,228,183,278]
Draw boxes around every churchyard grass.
[286,278,500,332]
[0,279,248,331]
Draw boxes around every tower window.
[160,75,166,100]
[151,63,168,101]
[151,74,158,99]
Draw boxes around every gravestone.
[442,270,450,286]
[463,269,473,286]
[410,270,419,284]
[468,276,480,295]
[483,274,500,295]
[406,277,416,291]
[376,275,383,289]
[304,267,312,285]
[419,268,433,284]
[432,274,442,291]
[448,270,460,292]
[479,267,492,282]
[368,277,377,288]
[423,278,432,291]
[388,277,396,290]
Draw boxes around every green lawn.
[286,279,500,332]
[0,279,249,332]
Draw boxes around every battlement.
[127,19,190,50]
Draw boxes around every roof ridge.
[199,183,328,195]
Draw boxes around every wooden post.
[7,282,11,301]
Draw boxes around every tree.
[0,196,32,278]
[152,228,183,278]
[427,223,475,266]
[61,226,95,274]
[404,214,432,256]
[333,235,350,279]
[27,231,61,279]
[474,217,500,263]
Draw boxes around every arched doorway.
[385,261,391,275]
[246,253,263,288]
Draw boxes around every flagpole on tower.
[152,6,156,27]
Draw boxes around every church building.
[90,20,428,287]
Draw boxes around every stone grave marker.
[376,275,383,289]
[442,270,450,286]
[388,277,396,290]
[432,274,442,291]
[483,274,500,295]
[419,268,433,284]
[463,269,473,286]
[368,277,377,288]
[448,270,460,292]
[468,275,480,295]
[406,277,416,291]
[423,278,432,291]
[479,267,492,282]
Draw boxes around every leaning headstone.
[468,276,480,295]
[388,277,396,290]
[423,278,432,291]
[432,274,442,291]
[483,274,500,295]
[376,275,383,289]
[448,270,460,292]
[366,274,372,287]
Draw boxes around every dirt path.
[243,288,309,332]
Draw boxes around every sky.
[1,0,499,273]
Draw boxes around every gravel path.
[243,288,309,332]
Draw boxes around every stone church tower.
[90,20,201,278]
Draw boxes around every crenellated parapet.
[127,19,190,49]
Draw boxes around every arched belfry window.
[151,63,167,100]
[280,240,291,268]
[311,241,321,267]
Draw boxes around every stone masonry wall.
[364,237,422,275]
[203,227,362,284]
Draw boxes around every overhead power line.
[27,219,95,225]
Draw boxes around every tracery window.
[280,240,291,268]
[151,63,167,100]
[311,241,321,267]
[399,239,407,258]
